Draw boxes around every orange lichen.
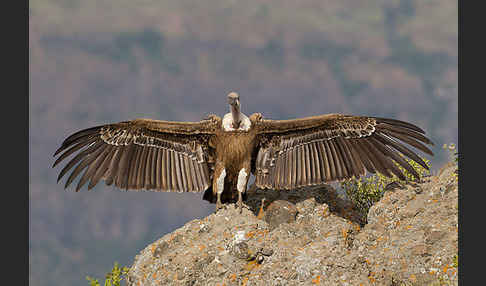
[257,199,266,219]
[368,272,376,283]
[341,228,349,240]
[443,265,449,273]
[311,275,321,284]
[229,273,237,282]
[245,231,256,239]
[244,260,261,271]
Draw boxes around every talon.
[215,202,226,212]
[238,200,243,214]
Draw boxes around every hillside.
[29,1,457,285]
[127,162,458,285]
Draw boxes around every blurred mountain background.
[29,0,457,285]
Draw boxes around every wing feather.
[66,144,106,190]
[337,137,357,177]
[183,155,192,192]
[137,146,148,189]
[105,148,122,186]
[199,160,210,190]
[309,143,318,184]
[179,153,188,191]
[114,144,129,189]
[145,148,154,189]
[89,145,116,190]
[165,150,172,191]
[53,118,218,193]
[296,146,303,186]
[376,123,433,145]
[349,138,376,174]
[322,140,335,181]
[302,145,309,186]
[54,126,103,156]
[169,150,177,191]
[79,145,112,191]
[53,136,98,168]
[73,146,107,191]
[374,117,425,133]
[328,139,344,180]
[288,147,295,189]
[336,137,353,177]
[368,136,419,179]
[191,156,202,191]
[58,141,104,183]
[273,154,281,189]
[344,139,365,177]
[128,145,142,189]
[361,138,392,177]
[253,114,433,189]
[380,129,433,156]
[304,144,312,185]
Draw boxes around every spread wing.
[53,116,221,193]
[252,113,434,190]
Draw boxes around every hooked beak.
[227,92,240,107]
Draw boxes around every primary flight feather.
[53,92,434,212]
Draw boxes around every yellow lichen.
[311,275,321,284]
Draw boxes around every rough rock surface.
[127,163,458,286]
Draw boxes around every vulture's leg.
[236,168,250,213]
[237,191,243,213]
[216,195,223,211]
[214,167,226,211]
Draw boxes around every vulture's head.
[227,92,240,108]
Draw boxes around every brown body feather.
[53,94,434,210]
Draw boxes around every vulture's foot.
[215,200,225,212]
[236,202,250,214]
[236,192,250,213]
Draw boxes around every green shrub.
[443,143,458,182]
[452,254,458,268]
[86,262,129,286]
[340,153,431,222]
[442,143,458,163]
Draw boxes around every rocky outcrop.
[127,163,458,285]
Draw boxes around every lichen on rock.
[127,163,458,286]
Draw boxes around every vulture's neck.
[230,104,241,129]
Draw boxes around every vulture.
[53,92,434,212]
